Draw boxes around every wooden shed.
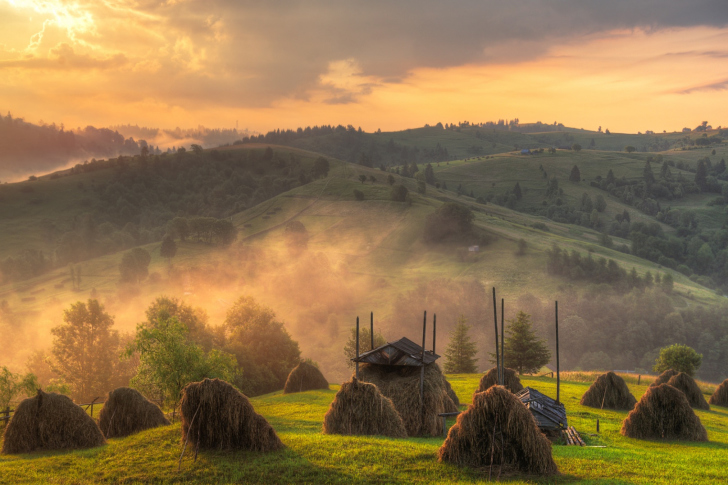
[515,387,567,431]
[352,337,439,367]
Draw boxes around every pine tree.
[569,165,581,182]
[444,315,478,374]
[160,235,177,263]
[500,312,550,375]
[695,160,708,190]
[513,182,522,200]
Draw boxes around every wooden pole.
[501,298,505,385]
[555,301,560,405]
[355,316,360,380]
[370,312,374,351]
[420,310,427,431]
[492,287,500,385]
[433,314,437,354]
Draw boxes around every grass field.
[1,373,726,484]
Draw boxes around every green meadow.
[1,373,726,484]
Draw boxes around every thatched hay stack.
[666,373,710,410]
[98,387,170,438]
[580,372,637,410]
[445,379,460,408]
[476,367,524,394]
[1,390,105,454]
[650,369,678,387]
[358,363,457,436]
[621,384,707,441]
[180,378,283,452]
[438,385,558,476]
[322,378,407,438]
[283,362,329,394]
[709,379,728,407]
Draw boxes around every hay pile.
[180,378,283,452]
[709,379,728,407]
[322,378,407,438]
[98,387,170,438]
[283,362,329,394]
[621,383,707,441]
[650,369,678,387]
[666,373,710,410]
[438,385,558,476]
[476,367,524,394]
[358,363,457,436]
[580,372,637,410]
[445,379,460,408]
[1,390,105,454]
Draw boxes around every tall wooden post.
[370,312,374,351]
[420,311,427,429]
[355,316,360,380]
[492,288,500,385]
[501,298,505,385]
[433,314,437,355]
[555,301,560,405]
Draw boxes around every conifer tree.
[500,311,550,375]
[444,315,478,374]
[569,165,581,182]
[513,182,522,200]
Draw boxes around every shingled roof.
[515,387,568,431]
[351,337,440,366]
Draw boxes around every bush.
[423,203,474,243]
[390,184,409,202]
[353,189,364,201]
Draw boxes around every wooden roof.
[351,337,440,366]
[515,387,568,431]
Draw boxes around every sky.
[1,0,728,134]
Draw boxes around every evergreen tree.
[443,315,478,374]
[425,163,436,185]
[344,326,387,369]
[643,160,655,185]
[499,312,550,375]
[606,169,616,185]
[569,165,581,182]
[160,235,177,262]
[513,182,522,200]
[695,160,708,190]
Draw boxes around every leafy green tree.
[224,297,301,396]
[284,220,309,254]
[160,235,177,263]
[312,157,330,178]
[213,219,237,246]
[169,217,189,241]
[390,184,409,202]
[443,315,478,373]
[499,311,551,375]
[50,300,120,401]
[423,202,474,243]
[144,296,217,352]
[0,367,38,409]
[569,165,581,182]
[358,174,367,184]
[125,317,236,403]
[572,143,582,152]
[653,344,702,377]
[625,146,636,153]
[595,194,607,212]
[190,144,203,155]
[119,247,151,283]
[661,272,674,293]
[344,326,387,369]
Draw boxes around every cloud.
[0,43,127,69]
[675,78,728,94]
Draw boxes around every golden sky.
[1,1,727,133]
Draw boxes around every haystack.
[322,377,407,438]
[358,363,457,436]
[580,372,637,410]
[445,379,460,408]
[283,361,329,394]
[709,379,728,407]
[621,383,707,441]
[666,373,710,410]
[476,367,524,394]
[98,387,170,438]
[438,385,558,476]
[650,369,678,387]
[1,390,105,454]
[180,378,283,451]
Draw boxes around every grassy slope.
[1,373,726,484]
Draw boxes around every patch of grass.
[2,374,728,484]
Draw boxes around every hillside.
[1,373,727,484]
[2,140,727,385]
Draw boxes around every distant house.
[468,245,479,252]
[520,149,531,155]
